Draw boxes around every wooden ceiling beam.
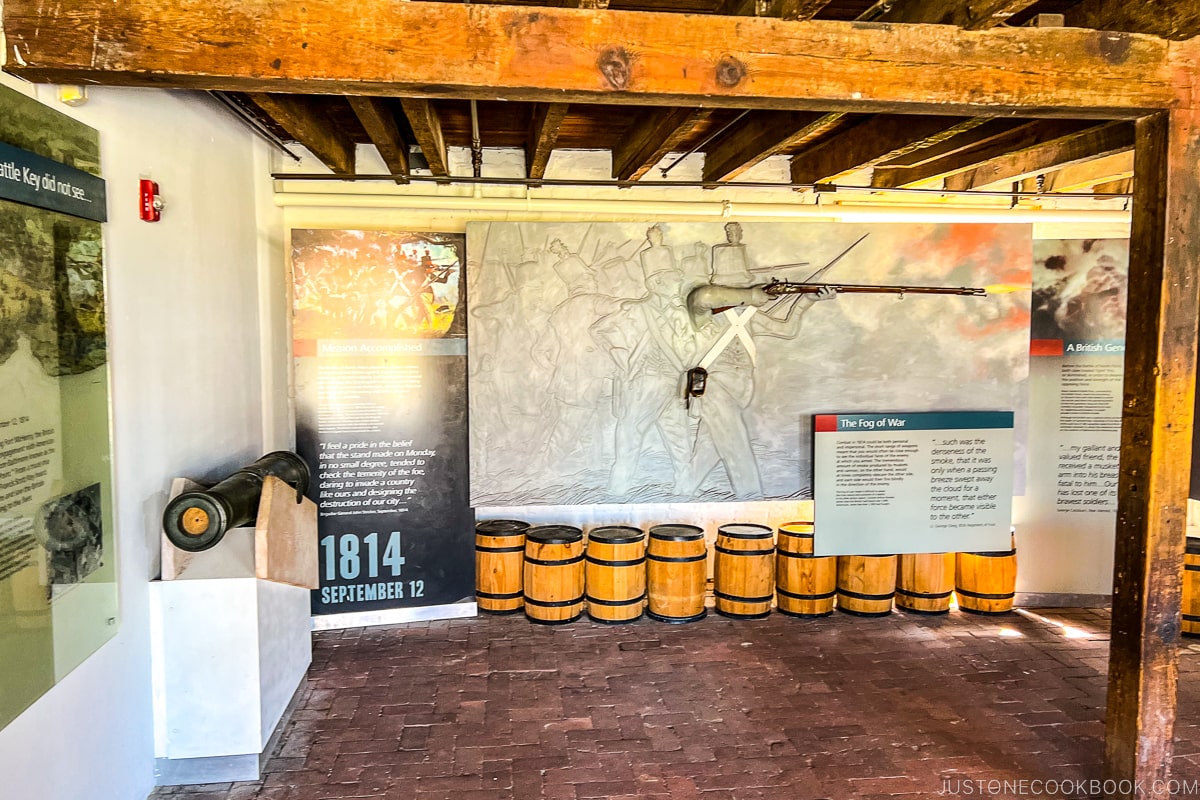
[1094,177,1134,195]
[878,119,1026,168]
[703,111,844,183]
[398,98,450,178]
[346,96,409,183]
[718,0,832,20]
[944,122,1135,191]
[246,93,354,174]
[526,103,570,181]
[874,0,1040,30]
[788,115,984,185]
[1020,150,1135,193]
[871,119,1097,188]
[612,107,708,181]
[1065,0,1200,40]
[0,1,1180,117]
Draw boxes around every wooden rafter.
[0,0,1180,117]
[526,103,570,181]
[1066,0,1200,40]
[1094,177,1134,195]
[718,0,832,19]
[871,120,1098,188]
[874,0,1040,30]
[788,115,984,185]
[878,119,1026,168]
[398,98,450,178]
[246,93,354,174]
[612,107,709,181]
[346,96,409,182]
[943,122,1134,190]
[702,112,844,183]
[1104,107,1200,796]
[1020,150,1135,193]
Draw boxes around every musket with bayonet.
[690,233,987,319]
[760,279,986,298]
[683,233,988,404]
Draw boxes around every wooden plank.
[612,107,708,180]
[871,119,1097,188]
[255,476,319,590]
[703,111,844,183]
[788,115,983,184]
[943,122,1134,190]
[878,118,1026,168]
[1020,150,1135,193]
[1103,107,1200,799]
[0,1,1180,117]
[247,93,354,174]
[1066,0,1200,40]
[526,102,570,181]
[875,0,1039,29]
[719,0,831,19]
[346,96,409,182]
[1094,177,1134,195]
[399,98,450,178]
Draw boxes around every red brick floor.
[151,608,1200,800]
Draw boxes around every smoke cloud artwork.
[467,222,1031,506]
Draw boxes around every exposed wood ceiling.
[6,0,1195,196]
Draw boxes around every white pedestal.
[150,528,312,785]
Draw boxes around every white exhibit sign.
[813,412,1014,556]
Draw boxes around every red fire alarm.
[139,179,163,222]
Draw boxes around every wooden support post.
[1104,107,1200,799]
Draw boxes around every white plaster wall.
[0,78,276,800]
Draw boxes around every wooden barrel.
[955,536,1017,615]
[714,523,775,619]
[836,555,898,617]
[775,521,836,618]
[475,519,529,614]
[523,525,585,625]
[646,524,708,624]
[1184,538,1200,637]
[585,525,646,624]
[895,553,955,614]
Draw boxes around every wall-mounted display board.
[0,84,116,732]
[1017,239,1128,594]
[291,229,473,624]
[466,221,1031,506]
[812,412,1014,555]
[1027,239,1127,515]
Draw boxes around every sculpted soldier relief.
[466,222,1030,506]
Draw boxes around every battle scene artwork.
[0,203,105,377]
[1031,238,1128,342]
[291,229,465,340]
[467,222,1031,506]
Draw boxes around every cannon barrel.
[162,451,311,552]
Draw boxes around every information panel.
[291,229,473,619]
[813,412,1014,556]
[1028,239,1127,515]
[0,84,116,732]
